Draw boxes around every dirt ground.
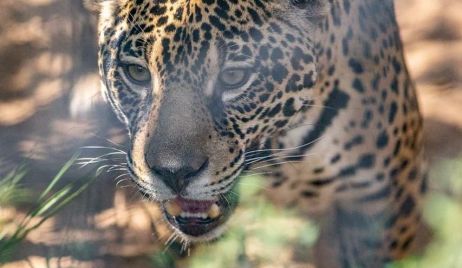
[0,0,461,267]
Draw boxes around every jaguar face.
[97,0,326,241]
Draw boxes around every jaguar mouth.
[162,193,238,238]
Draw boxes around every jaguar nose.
[147,155,209,194]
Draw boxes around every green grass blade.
[38,153,79,202]
[33,186,73,217]
[40,177,96,219]
[0,168,29,206]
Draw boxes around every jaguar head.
[95,0,327,241]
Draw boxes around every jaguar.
[89,0,426,266]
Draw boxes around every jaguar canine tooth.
[165,200,182,217]
[207,203,221,219]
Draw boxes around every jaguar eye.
[123,64,151,85]
[218,68,250,89]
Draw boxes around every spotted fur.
[93,0,425,266]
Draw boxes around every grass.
[0,166,31,207]
[0,154,98,263]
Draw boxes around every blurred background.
[0,0,461,267]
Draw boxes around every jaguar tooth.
[207,203,221,219]
[165,200,182,217]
